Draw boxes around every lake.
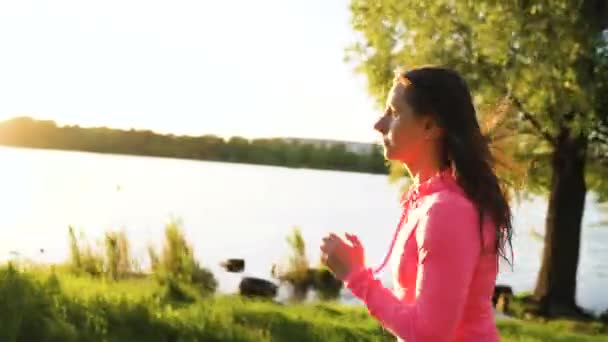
[1,146,607,313]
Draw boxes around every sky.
[0,0,383,143]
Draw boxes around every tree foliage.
[347,0,608,198]
[0,116,387,174]
[347,0,608,316]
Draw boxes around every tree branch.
[509,95,557,147]
[590,120,608,145]
[597,123,608,136]
[592,151,608,168]
[591,135,608,146]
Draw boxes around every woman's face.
[374,83,436,165]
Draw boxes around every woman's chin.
[384,149,406,163]
[383,143,408,161]
[384,150,398,161]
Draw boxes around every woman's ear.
[424,117,442,140]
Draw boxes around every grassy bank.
[1,266,607,342]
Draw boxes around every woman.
[320,66,512,341]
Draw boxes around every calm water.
[2,146,607,313]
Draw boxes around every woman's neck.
[405,158,443,186]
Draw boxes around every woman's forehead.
[386,84,408,109]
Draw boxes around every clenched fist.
[319,232,366,281]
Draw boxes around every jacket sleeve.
[344,195,481,341]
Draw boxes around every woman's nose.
[374,116,389,134]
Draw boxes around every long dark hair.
[397,66,513,265]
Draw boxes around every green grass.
[46,272,157,300]
[1,266,606,342]
[26,264,158,300]
[497,319,608,341]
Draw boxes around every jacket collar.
[399,167,461,208]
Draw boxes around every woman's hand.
[319,232,366,281]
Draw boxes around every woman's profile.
[320,66,512,341]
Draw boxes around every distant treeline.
[0,117,387,174]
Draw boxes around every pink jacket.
[345,169,500,341]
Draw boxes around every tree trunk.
[533,128,588,317]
